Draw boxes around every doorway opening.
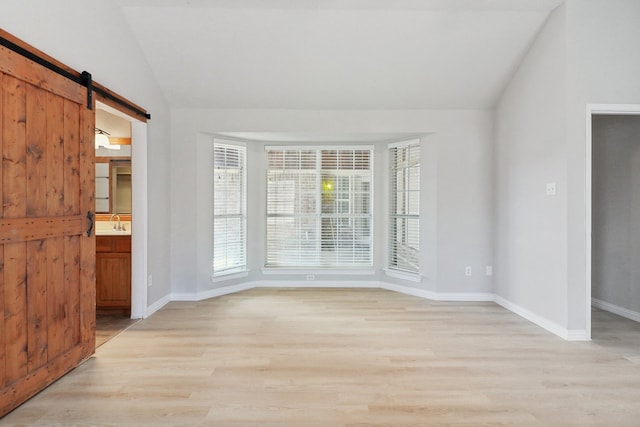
[95,101,148,346]
[587,105,640,359]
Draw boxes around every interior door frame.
[96,101,148,318]
[585,103,640,340]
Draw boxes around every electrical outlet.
[546,182,557,196]
[306,275,315,281]
[465,266,472,277]
[147,274,153,287]
[485,265,493,276]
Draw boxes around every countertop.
[95,221,132,236]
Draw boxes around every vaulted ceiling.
[115,0,564,110]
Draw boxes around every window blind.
[266,147,373,268]
[389,141,420,274]
[213,141,247,274]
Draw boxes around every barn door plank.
[78,103,95,353]
[46,92,67,359]
[63,236,81,349]
[63,100,82,350]
[63,100,80,217]
[0,65,5,388]
[26,240,47,371]
[3,74,28,386]
[25,83,50,371]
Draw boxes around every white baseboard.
[171,282,255,302]
[253,280,380,288]
[381,282,494,302]
[145,294,171,318]
[433,292,496,302]
[566,329,589,341]
[380,282,438,299]
[155,282,587,342]
[494,295,588,341]
[592,298,640,323]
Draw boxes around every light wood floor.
[95,313,139,348]
[4,288,640,426]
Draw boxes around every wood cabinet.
[96,235,131,313]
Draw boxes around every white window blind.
[389,141,420,274]
[213,141,247,275]
[266,147,373,268]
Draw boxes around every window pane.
[266,147,373,267]
[389,142,420,274]
[213,142,247,274]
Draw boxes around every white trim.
[388,138,420,149]
[146,294,171,318]
[212,137,246,147]
[172,282,255,302]
[261,267,375,276]
[585,105,593,340]
[380,282,437,299]
[592,298,640,323]
[265,144,375,151]
[586,104,640,340]
[130,120,148,319]
[494,295,588,341]
[159,281,589,341]
[434,292,496,302]
[566,330,589,341]
[587,104,640,115]
[253,280,379,288]
[212,269,250,282]
[381,282,494,301]
[384,268,421,283]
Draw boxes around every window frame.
[388,139,421,276]
[213,139,248,277]
[264,145,374,269]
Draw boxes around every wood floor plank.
[3,288,640,426]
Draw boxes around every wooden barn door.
[0,43,95,416]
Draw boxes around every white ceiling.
[115,0,564,110]
[96,108,132,138]
[215,131,428,143]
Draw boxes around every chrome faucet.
[110,213,122,231]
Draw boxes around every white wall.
[496,0,640,338]
[170,109,494,299]
[565,0,640,331]
[1,0,172,309]
[495,4,569,330]
[592,115,640,314]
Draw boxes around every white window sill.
[261,267,375,276]
[384,268,421,283]
[212,269,249,283]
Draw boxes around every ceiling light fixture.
[95,128,120,150]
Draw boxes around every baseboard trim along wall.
[592,298,640,323]
[493,295,588,341]
[145,294,171,318]
[380,282,495,302]
[253,280,380,288]
[146,281,585,341]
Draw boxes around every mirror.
[112,162,132,214]
[95,159,132,214]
